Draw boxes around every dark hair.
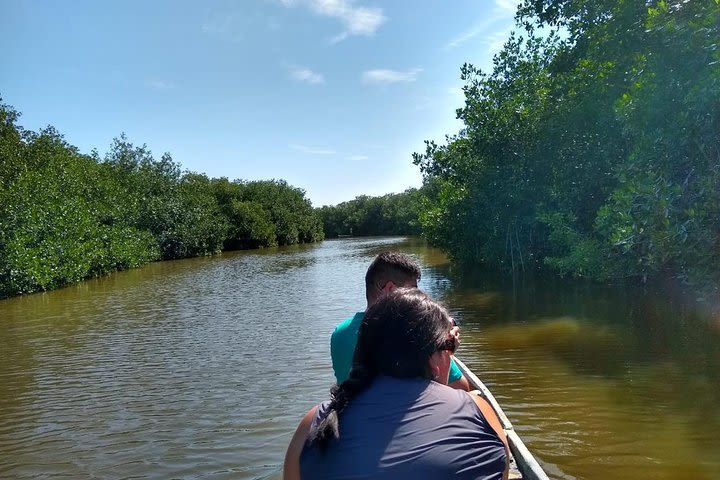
[364,252,421,304]
[309,288,453,452]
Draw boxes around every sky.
[1,0,518,207]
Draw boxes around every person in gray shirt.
[284,288,509,480]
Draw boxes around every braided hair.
[309,287,453,452]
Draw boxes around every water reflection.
[482,317,628,377]
[449,270,720,479]
[0,237,718,479]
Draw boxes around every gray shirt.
[300,376,506,479]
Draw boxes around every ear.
[427,353,441,381]
[382,280,396,293]
[427,351,451,384]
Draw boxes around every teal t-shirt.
[330,312,463,384]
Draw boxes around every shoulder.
[422,383,507,436]
[448,357,464,383]
[426,385,507,445]
[425,381,496,418]
[466,391,508,443]
[284,405,320,480]
[332,312,364,337]
[425,380,472,404]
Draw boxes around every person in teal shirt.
[331,252,469,390]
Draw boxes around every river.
[1,237,719,479]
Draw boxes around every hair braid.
[309,364,376,452]
[308,288,453,454]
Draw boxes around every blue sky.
[1,0,517,206]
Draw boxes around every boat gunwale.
[453,356,550,480]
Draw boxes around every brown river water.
[1,237,719,479]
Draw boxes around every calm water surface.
[1,237,719,479]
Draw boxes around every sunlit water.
[1,237,719,479]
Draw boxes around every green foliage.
[0,124,158,296]
[317,189,422,238]
[538,212,610,280]
[240,180,324,245]
[416,177,468,259]
[415,0,720,293]
[0,102,24,193]
[167,173,227,258]
[0,100,324,298]
[414,32,561,271]
[101,136,224,260]
[224,200,277,249]
[211,178,323,248]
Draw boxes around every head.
[309,288,458,452]
[353,287,457,383]
[364,252,421,306]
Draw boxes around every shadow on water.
[433,264,720,479]
[483,316,629,378]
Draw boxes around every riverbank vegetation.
[2,1,717,298]
[0,103,323,298]
[413,0,720,294]
[316,189,422,238]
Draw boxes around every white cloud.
[362,68,423,85]
[486,28,513,53]
[329,32,349,44]
[145,79,175,91]
[290,67,325,84]
[201,19,225,35]
[495,0,519,14]
[311,0,384,35]
[445,1,516,50]
[202,11,280,41]
[202,12,246,40]
[446,16,505,49]
[290,143,336,155]
[279,0,385,41]
[447,26,485,49]
[347,154,368,161]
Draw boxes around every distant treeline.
[0,102,323,298]
[316,190,422,238]
[413,0,720,293]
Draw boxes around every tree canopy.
[317,189,422,238]
[413,0,720,293]
[0,102,323,298]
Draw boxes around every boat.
[453,357,550,480]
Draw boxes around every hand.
[450,325,460,347]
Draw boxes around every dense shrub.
[414,0,720,293]
[0,101,324,298]
[317,189,422,238]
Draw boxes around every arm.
[448,374,471,391]
[468,392,510,480]
[448,356,470,391]
[331,315,359,384]
[447,326,470,391]
[283,406,318,480]
[330,328,343,384]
